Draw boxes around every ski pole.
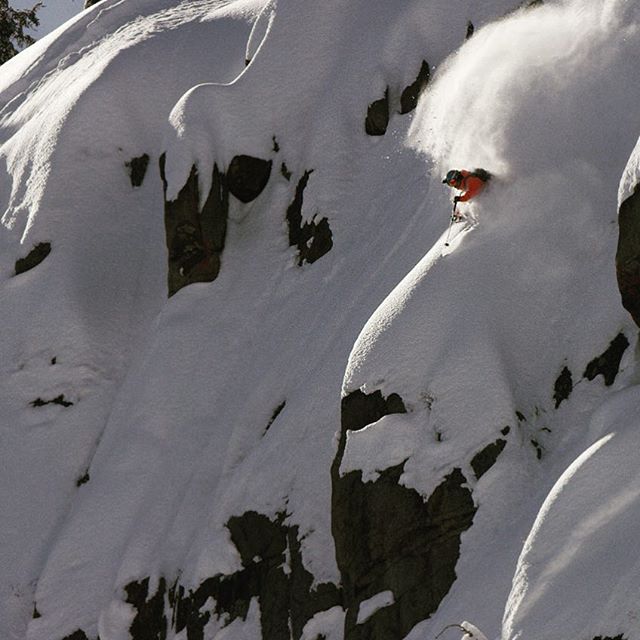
[444,201,457,247]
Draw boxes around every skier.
[443,169,491,219]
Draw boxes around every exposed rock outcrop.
[227,155,272,203]
[30,394,74,408]
[286,170,333,265]
[583,333,629,387]
[616,184,640,327]
[470,436,507,480]
[365,88,390,136]
[553,366,573,408]
[332,390,476,639]
[399,60,430,114]
[126,577,167,640]
[161,157,229,297]
[124,512,341,640]
[15,242,51,275]
[61,631,89,640]
[125,154,150,187]
[161,153,273,296]
[466,21,475,39]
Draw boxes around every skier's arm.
[457,176,485,202]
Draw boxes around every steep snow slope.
[2,0,640,639]
[342,1,640,639]
[0,1,262,637]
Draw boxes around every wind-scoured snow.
[2,0,640,639]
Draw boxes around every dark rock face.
[286,170,333,265]
[160,156,229,297]
[125,578,167,640]
[15,242,51,275]
[399,61,430,114]
[583,333,629,387]
[616,184,640,326]
[593,636,626,640]
[365,88,389,136]
[470,437,507,480]
[332,390,476,640]
[125,512,341,640]
[161,153,273,296]
[83,0,99,7]
[126,154,150,188]
[553,366,573,408]
[227,155,272,203]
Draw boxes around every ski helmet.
[443,170,463,186]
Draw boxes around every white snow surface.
[356,591,395,625]
[1,0,640,639]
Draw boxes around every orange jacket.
[455,170,486,202]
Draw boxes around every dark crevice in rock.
[31,394,73,408]
[161,155,229,297]
[126,154,150,187]
[264,401,286,434]
[15,242,51,275]
[286,170,333,266]
[593,636,626,640]
[272,136,280,153]
[332,389,475,640]
[470,438,507,480]
[617,184,640,326]
[227,155,272,203]
[516,411,526,422]
[399,61,430,114]
[501,426,511,436]
[365,88,389,136]
[125,577,167,640]
[553,366,573,408]
[583,333,629,387]
[170,511,341,640]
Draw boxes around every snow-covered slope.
[2,0,640,639]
